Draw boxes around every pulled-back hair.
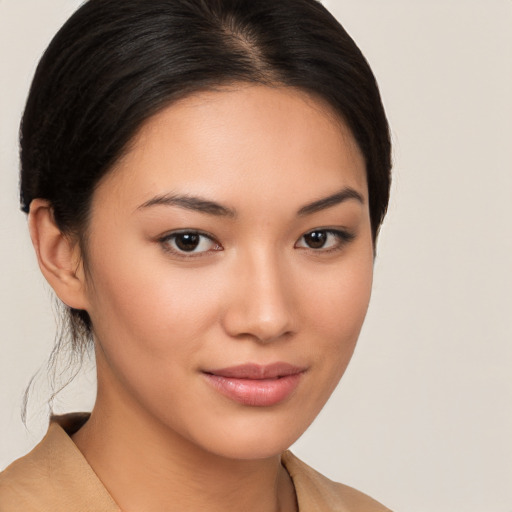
[20,0,391,359]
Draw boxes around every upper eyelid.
[159,229,218,241]
[300,227,354,238]
[157,227,354,246]
[301,228,353,237]
[158,227,353,239]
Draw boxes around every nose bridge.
[223,246,295,343]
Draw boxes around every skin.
[29,85,374,512]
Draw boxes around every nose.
[221,250,296,344]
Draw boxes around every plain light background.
[1,1,511,510]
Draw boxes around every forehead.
[95,85,367,214]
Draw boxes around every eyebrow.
[138,194,236,217]
[137,186,364,217]
[297,187,364,216]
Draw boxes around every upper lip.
[204,362,306,380]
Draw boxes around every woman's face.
[81,85,373,459]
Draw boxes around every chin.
[181,408,316,461]
[203,432,301,461]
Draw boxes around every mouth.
[202,363,306,407]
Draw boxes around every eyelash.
[296,229,355,254]
[158,228,355,258]
[159,230,222,257]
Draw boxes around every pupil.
[305,231,326,249]
[176,233,200,251]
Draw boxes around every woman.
[0,0,392,510]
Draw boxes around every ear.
[28,199,90,311]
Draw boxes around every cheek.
[84,246,225,363]
[306,250,373,332]
[84,253,228,428]
[300,246,374,376]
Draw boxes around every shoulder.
[0,413,118,512]
[281,451,392,512]
[0,425,60,512]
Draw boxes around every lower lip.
[203,372,303,407]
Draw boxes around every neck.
[72,375,297,512]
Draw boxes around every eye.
[159,231,222,255]
[295,229,355,251]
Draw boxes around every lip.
[202,363,306,407]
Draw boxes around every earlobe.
[28,199,89,311]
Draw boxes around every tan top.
[0,414,391,512]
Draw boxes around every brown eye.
[160,231,221,255]
[175,233,200,252]
[296,229,355,252]
[303,231,328,249]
